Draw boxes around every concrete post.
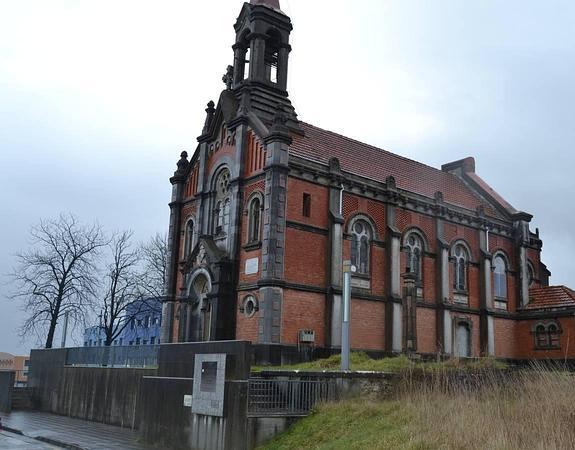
[434,192,452,356]
[342,261,353,371]
[391,233,403,353]
[328,159,344,348]
[384,188,403,354]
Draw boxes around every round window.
[243,296,258,318]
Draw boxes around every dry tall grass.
[397,363,575,449]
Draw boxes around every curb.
[0,423,86,450]
[35,435,86,450]
[0,424,24,435]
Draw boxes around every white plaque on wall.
[183,394,192,407]
[245,257,259,275]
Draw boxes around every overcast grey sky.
[1,0,574,355]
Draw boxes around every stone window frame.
[346,214,378,277]
[183,217,196,259]
[452,316,473,358]
[302,192,312,218]
[527,260,537,288]
[532,321,562,350]
[402,228,429,297]
[245,191,264,247]
[239,294,259,318]
[492,250,510,306]
[450,240,472,299]
[236,29,252,82]
[211,166,232,237]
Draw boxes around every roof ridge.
[299,121,449,176]
[532,285,568,290]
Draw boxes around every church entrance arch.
[188,269,213,342]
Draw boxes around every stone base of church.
[251,343,394,366]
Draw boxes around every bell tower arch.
[231,0,302,133]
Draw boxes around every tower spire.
[250,0,281,11]
[231,0,301,133]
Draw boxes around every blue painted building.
[83,298,162,346]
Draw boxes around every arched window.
[244,47,251,80]
[184,220,194,258]
[265,30,281,84]
[351,220,371,275]
[405,233,423,283]
[453,244,469,292]
[528,263,535,287]
[213,169,231,235]
[493,255,507,299]
[248,196,262,243]
[535,325,547,348]
[534,322,561,349]
[548,324,560,348]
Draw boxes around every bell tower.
[231,0,301,133]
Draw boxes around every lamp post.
[342,260,355,371]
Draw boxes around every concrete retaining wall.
[0,371,15,413]
[27,348,156,428]
[139,341,252,450]
[256,370,398,400]
[140,376,248,450]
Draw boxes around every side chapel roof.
[525,286,575,310]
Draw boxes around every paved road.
[0,429,60,449]
[0,411,152,450]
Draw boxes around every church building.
[160,0,575,361]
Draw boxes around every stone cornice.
[288,156,515,238]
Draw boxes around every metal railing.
[65,345,159,368]
[248,378,338,417]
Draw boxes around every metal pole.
[60,311,69,348]
[342,260,354,371]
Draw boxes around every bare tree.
[139,232,168,301]
[98,230,143,346]
[10,214,107,348]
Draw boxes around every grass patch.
[252,352,507,373]
[258,399,430,450]
[259,366,575,450]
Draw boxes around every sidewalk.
[0,411,152,450]
[0,428,60,449]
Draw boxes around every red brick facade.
[161,0,575,362]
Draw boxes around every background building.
[0,352,30,386]
[83,298,162,346]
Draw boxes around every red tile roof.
[465,172,517,214]
[526,286,575,310]
[291,122,503,218]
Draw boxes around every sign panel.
[183,394,192,407]
[191,353,226,417]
